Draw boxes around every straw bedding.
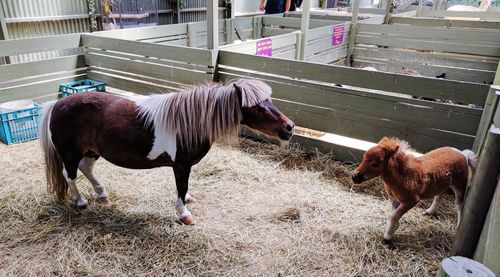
[0,138,456,276]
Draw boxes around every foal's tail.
[462,149,478,176]
[39,101,68,200]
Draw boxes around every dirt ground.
[0,138,457,276]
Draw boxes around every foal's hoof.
[181,215,197,225]
[383,238,392,244]
[98,197,112,205]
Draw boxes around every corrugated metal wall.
[1,0,90,39]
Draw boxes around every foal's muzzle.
[351,172,365,184]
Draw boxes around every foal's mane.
[135,79,272,150]
[379,137,412,155]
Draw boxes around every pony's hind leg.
[424,194,442,215]
[62,154,88,208]
[79,156,110,204]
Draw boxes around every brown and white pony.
[351,137,477,242]
[39,79,294,225]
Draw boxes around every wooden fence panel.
[217,51,482,152]
[219,51,489,105]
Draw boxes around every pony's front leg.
[384,201,417,242]
[173,164,196,225]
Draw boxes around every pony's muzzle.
[278,120,294,141]
[351,172,365,184]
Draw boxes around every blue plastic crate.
[0,102,42,145]
[59,79,106,97]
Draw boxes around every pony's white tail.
[39,101,68,200]
[462,149,478,176]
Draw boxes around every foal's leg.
[384,201,418,242]
[424,194,442,215]
[79,157,110,204]
[62,153,87,208]
[391,200,400,210]
[173,164,196,225]
[451,184,466,226]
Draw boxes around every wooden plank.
[0,33,81,57]
[0,68,87,89]
[305,36,348,57]
[87,70,181,95]
[420,10,500,20]
[307,23,349,41]
[355,35,500,57]
[88,67,189,90]
[220,33,297,54]
[353,59,495,83]
[220,70,480,135]
[91,24,188,40]
[82,34,214,66]
[218,51,489,104]
[353,47,499,71]
[358,23,500,44]
[87,49,213,73]
[307,47,348,63]
[85,53,212,85]
[391,17,500,29]
[0,55,85,83]
[0,74,86,102]
[262,16,334,29]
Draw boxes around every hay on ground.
[0,138,457,276]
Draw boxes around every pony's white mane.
[135,79,272,151]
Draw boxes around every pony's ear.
[233,84,243,108]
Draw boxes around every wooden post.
[299,0,311,61]
[473,86,500,154]
[207,0,219,50]
[0,3,8,40]
[416,0,424,17]
[347,0,360,66]
[384,0,393,24]
[450,123,500,258]
[474,178,500,274]
[230,0,235,19]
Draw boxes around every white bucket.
[0,99,35,113]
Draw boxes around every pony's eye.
[372,162,380,167]
[257,106,266,112]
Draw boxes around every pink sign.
[256,38,272,56]
[332,24,345,46]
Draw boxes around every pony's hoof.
[185,196,197,204]
[181,215,196,225]
[73,198,88,209]
[383,238,392,244]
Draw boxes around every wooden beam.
[207,0,219,50]
[0,3,8,40]
[218,51,489,105]
[473,178,500,274]
[383,0,392,24]
[299,0,311,60]
[450,125,500,258]
[347,0,360,66]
